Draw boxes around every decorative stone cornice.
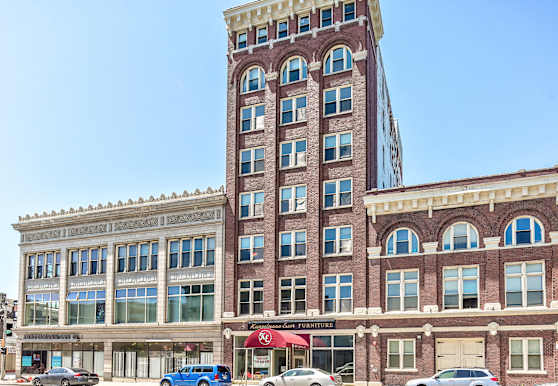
[365,170,558,222]
[14,187,225,235]
[224,0,384,43]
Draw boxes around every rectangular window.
[324,86,352,116]
[55,252,61,277]
[45,253,54,278]
[67,290,105,325]
[24,293,59,326]
[239,280,264,315]
[116,242,158,273]
[114,288,157,324]
[167,284,214,322]
[71,251,79,276]
[257,26,268,44]
[280,185,307,214]
[90,249,99,275]
[321,8,332,27]
[279,231,307,259]
[324,178,352,209]
[68,248,107,276]
[280,277,306,315]
[239,191,264,219]
[387,340,416,370]
[443,266,479,310]
[344,2,355,21]
[324,132,352,162]
[240,147,265,175]
[36,254,44,279]
[27,254,35,279]
[323,274,352,313]
[299,14,310,33]
[324,226,352,256]
[277,20,289,38]
[509,338,543,372]
[237,32,247,49]
[386,270,419,312]
[80,250,89,275]
[241,104,265,132]
[311,336,354,383]
[280,139,307,169]
[168,236,215,268]
[505,262,544,308]
[239,235,264,262]
[281,95,307,125]
[151,242,158,270]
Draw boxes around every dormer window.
[387,228,419,255]
[505,216,544,246]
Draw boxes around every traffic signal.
[5,323,12,337]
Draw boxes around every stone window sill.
[507,370,546,375]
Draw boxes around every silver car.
[406,368,499,386]
[259,368,343,386]
[32,368,100,386]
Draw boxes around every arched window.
[324,45,352,75]
[241,66,265,93]
[387,228,419,256]
[443,223,479,251]
[281,56,308,85]
[505,216,544,246]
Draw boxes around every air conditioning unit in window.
[296,152,306,166]
[254,204,264,216]
[255,116,265,130]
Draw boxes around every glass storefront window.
[67,291,105,325]
[311,335,354,383]
[24,293,59,326]
[167,284,214,322]
[114,288,157,324]
[21,343,103,376]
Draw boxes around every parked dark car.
[161,365,232,386]
[32,368,99,386]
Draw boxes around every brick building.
[222,0,402,383]
[364,167,558,385]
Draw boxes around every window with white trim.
[443,266,479,310]
[279,230,306,259]
[239,191,264,219]
[241,66,265,93]
[240,147,265,175]
[280,185,307,214]
[281,57,308,85]
[257,26,268,44]
[321,8,332,27]
[281,95,307,124]
[115,242,157,273]
[324,178,352,208]
[505,216,544,246]
[443,222,479,250]
[505,261,544,308]
[280,139,307,169]
[69,247,108,276]
[239,235,264,262]
[277,20,289,39]
[324,226,352,256]
[168,237,215,269]
[280,277,306,314]
[324,86,352,116]
[386,270,419,312]
[324,132,352,162]
[298,14,310,33]
[509,338,543,372]
[237,32,247,49]
[387,228,419,255]
[324,46,352,74]
[343,2,355,21]
[241,104,265,132]
[28,251,62,279]
[387,340,415,370]
[239,280,264,315]
[323,274,352,313]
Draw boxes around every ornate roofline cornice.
[13,186,226,231]
[364,169,558,222]
[223,0,384,43]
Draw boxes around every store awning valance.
[244,329,309,349]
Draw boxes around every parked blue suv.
[161,365,232,386]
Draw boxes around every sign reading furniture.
[247,320,336,331]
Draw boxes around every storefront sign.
[253,355,270,368]
[52,356,62,368]
[248,320,336,331]
[22,356,32,367]
[23,334,80,342]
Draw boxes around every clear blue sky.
[0,1,556,298]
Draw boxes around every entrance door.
[293,350,306,369]
[436,339,484,372]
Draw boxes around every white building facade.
[12,188,226,381]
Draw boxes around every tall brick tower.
[222,0,402,381]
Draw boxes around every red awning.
[244,329,310,349]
